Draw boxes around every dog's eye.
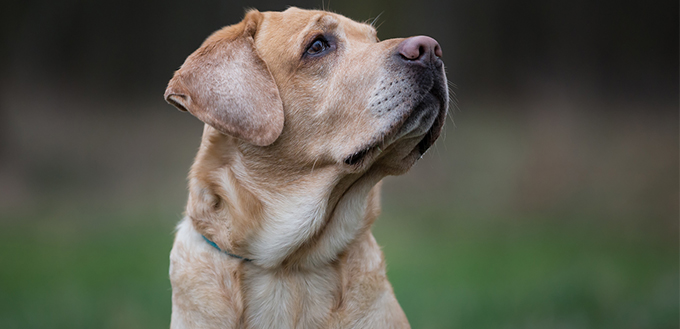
[306,37,330,55]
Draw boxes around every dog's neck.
[186,126,384,270]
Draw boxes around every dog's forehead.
[259,8,377,46]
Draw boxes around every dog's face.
[166,7,448,178]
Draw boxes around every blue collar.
[201,235,253,262]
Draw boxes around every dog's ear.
[164,10,284,146]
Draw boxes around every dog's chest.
[241,266,340,328]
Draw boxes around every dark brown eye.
[307,37,329,55]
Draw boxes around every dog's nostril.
[434,44,442,58]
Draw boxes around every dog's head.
[165,7,448,177]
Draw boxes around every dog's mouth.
[403,94,447,155]
[343,85,447,168]
[344,147,374,166]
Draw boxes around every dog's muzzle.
[345,36,448,167]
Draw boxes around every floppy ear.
[164,10,284,146]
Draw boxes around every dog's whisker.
[370,12,384,28]
[311,158,319,174]
[447,108,456,127]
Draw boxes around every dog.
[164,7,448,328]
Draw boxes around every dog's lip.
[415,97,446,155]
[343,136,388,167]
[343,146,375,166]
[415,114,441,154]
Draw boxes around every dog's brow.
[310,14,339,32]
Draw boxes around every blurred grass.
[0,206,676,329]
[0,211,175,329]
[375,206,678,329]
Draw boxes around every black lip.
[416,80,447,154]
[417,115,441,154]
[343,147,372,165]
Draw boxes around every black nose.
[397,36,442,63]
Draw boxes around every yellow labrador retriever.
[164,7,448,328]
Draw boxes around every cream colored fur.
[165,7,448,328]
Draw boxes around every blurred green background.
[1,0,677,328]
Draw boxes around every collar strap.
[201,235,253,262]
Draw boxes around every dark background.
[1,0,677,328]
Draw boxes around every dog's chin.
[343,94,446,175]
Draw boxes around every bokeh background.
[1,0,677,328]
